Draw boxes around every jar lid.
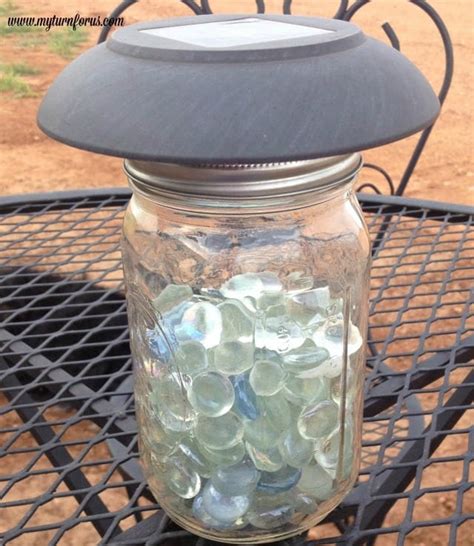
[124,153,362,199]
[37,14,439,165]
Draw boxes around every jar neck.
[125,153,362,215]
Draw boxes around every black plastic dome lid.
[37,14,440,165]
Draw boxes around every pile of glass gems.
[139,272,362,531]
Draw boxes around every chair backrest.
[98,0,453,196]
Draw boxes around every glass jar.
[121,154,371,544]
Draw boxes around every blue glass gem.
[164,301,191,327]
[211,458,260,496]
[192,494,248,530]
[147,302,191,363]
[257,466,302,494]
[202,482,251,524]
[146,321,178,363]
[232,373,259,421]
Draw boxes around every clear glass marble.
[122,156,370,544]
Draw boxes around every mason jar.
[121,153,370,544]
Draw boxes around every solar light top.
[37,14,440,164]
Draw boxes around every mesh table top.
[0,190,473,546]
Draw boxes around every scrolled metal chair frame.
[97,0,453,196]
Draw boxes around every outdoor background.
[0,0,473,203]
[0,1,473,546]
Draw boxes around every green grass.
[0,0,42,39]
[48,27,88,58]
[0,70,33,97]
[19,33,47,48]
[0,23,42,36]
[0,0,17,16]
[0,61,41,76]
[0,0,41,97]
[0,61,39,97]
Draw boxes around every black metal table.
[0,190,472,546]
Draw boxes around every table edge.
[0,188,472,217]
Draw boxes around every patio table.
[0,189,472,545]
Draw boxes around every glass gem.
[254,347,282,364]
[198,441,246,468]
[257,466,302,494]
[298,400,339,440]
[163,493,194,518]
[212,340,254,375]
[188,371,235,417]
[164,453,201,499]
[259,392,291,433]
[149,372,195,432]
[297,463,334,500]
[330,366,356,404]
[139,410,181,458]
[312,318,363,359]
[202,483,251,524]
[282,339,330,377]
[242,296,258,313]
[326,322,344,338]
[286,304,324,329]
[152,284,192,314]
[292,287,341,315]
[174,340,208,377]
[315,420,354,475]
[198,287,225,304]
[220,273,266,300]
[218,299,254,343]
[278,426,314,468]
[282,375,329,406]
[192,494,248,530]
[257,292,285,311]
[243,415,281,451]
[231,373,259,420]
[211,459,260,496]
[195,412,244,450]
[176,302,222,348]
[146,323,179,363]
[248,492,295,530]
[302,355,344,379]
[304,313,327,332]
[286,286,338,326]
[246,443,284,472]
[294,492,318,515]
[249,359,286,396]
[257,304,305,353]
[166,299,193,322]
[145,450,166,474]
[151,405,194,434]
[314,427,340,471]
[177,438,212,478]
[257,271,283,294]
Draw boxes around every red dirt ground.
[0,0,473,203]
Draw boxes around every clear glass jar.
[121,154,371,544]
